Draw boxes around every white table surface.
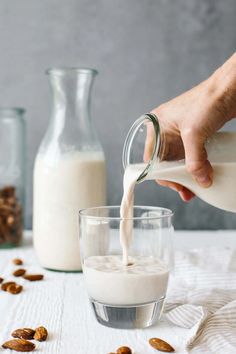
[0,230,235,354]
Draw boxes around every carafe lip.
[45,67,98,76]
[122,113,160,183]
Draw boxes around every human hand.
[147,53,236,201]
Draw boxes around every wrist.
[209,53,236,119]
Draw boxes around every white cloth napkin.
[164,247,236,354]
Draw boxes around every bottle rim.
[122,113,160,182]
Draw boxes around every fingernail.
[196,175,212,187]
[179,191,186,201]
[169,186,179,192]
[170,185,183,192]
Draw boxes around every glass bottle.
[123,113,236,213]
[33,68,106,271]
[0,108,26,248]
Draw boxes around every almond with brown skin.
[23,274,44,281]
[7,283,23,295]
[149,338,175,352]
[117,346,132,354]
[1,281,16,291]
[2,339,35,352]
[0,277,4,283]
[12,328,35,340]
[34,326,48,341]
[13,268,26,277]
[1,186,15,198]
[13,258,23,265]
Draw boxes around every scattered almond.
[13,268,26,277]
[7,283,23,295]
[12,328,35,340]
[1,281,16,291]
[117,346,132,354]
[2,339,35,352]
[13,258,23,265]
[34,326,48,341]
[23,274,44,281]
[0,277,4,283]
[149,338,175,352]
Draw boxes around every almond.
[13,268,26,277]
[7,283,23,295]
[13,258,23,265]
[1,186,15,198]
[1,281,16,291]
[34,326,48,341]
[149,338,175,352]
[12,328,35,340]
[23,274,44,281]
[0,277,4,283]
[7,215,15,226]
[117,346,132,354]
[2,339,35,352]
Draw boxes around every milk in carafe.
[34,151,106,271]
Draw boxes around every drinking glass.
[79,206,174,329]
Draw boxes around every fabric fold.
[165,247,236,354]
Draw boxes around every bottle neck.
[50,69,95,124]
[46,70,99,147]
[122,113,161,182]
[123,112,189,182]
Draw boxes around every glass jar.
[33,68,106,272]
[0,108,26,248]
[123,113,236,212]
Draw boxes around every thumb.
[181,130,213,188]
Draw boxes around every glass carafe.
[33,68,106,271]
[123,113,236,213]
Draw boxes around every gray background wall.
[0,0,236,229]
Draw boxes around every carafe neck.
[47,68,97,133]
[123,113,161,182]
